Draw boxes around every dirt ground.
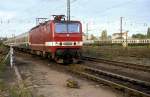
[15,53,123,97]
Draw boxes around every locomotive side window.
[55,23,80,33]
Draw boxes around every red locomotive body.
[5,15,83,64]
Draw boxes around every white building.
[112,32,128,39]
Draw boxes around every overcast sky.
[0,0,150,37]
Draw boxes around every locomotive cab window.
[55,23,80,33]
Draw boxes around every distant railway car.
[83,40,94,45]
[112,39,150,44]
[4,15,83,64]
[82,39,150,46]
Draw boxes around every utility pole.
[86,23,88,40]
[67,0,70,21]
[126,31,128,48]
[120,17,123,39]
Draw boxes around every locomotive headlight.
[74,42,76,45]
[60,42,62,46]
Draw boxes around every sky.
[0,0,150,37]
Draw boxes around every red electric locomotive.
[5,15,83,64]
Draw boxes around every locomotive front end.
[53,21,82,64]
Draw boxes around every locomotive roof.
[30,20,81,32]
[30,20,50,31]
[54,20,80,23]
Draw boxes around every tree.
[147,27,150,38]
[107,35,112,40]
[101,30,107,40]
[132,33,146,39]
[90,34,97,40]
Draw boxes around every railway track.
[15,51,150,97]
[82,56,150,72]
[69,65,150,97]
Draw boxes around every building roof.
[112,32,127,36]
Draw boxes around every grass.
[0,44,9,73]
[0,44,33,97]
[82,46,150,59]
[0,80,8,97]
[0,54,9,76]
[9,84,32,97]
[0,44,9,97]
[0,80,7,91]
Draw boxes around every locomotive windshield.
[55,23,80,33]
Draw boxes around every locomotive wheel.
[47,53,52,61]
[55,58,63,64]
[63,58,73,64]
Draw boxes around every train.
[112,39,150,44]
[4,15,83,64]
[83,39,150,46]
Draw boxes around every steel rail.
[70,65,150,97]
[82,56,150,72]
